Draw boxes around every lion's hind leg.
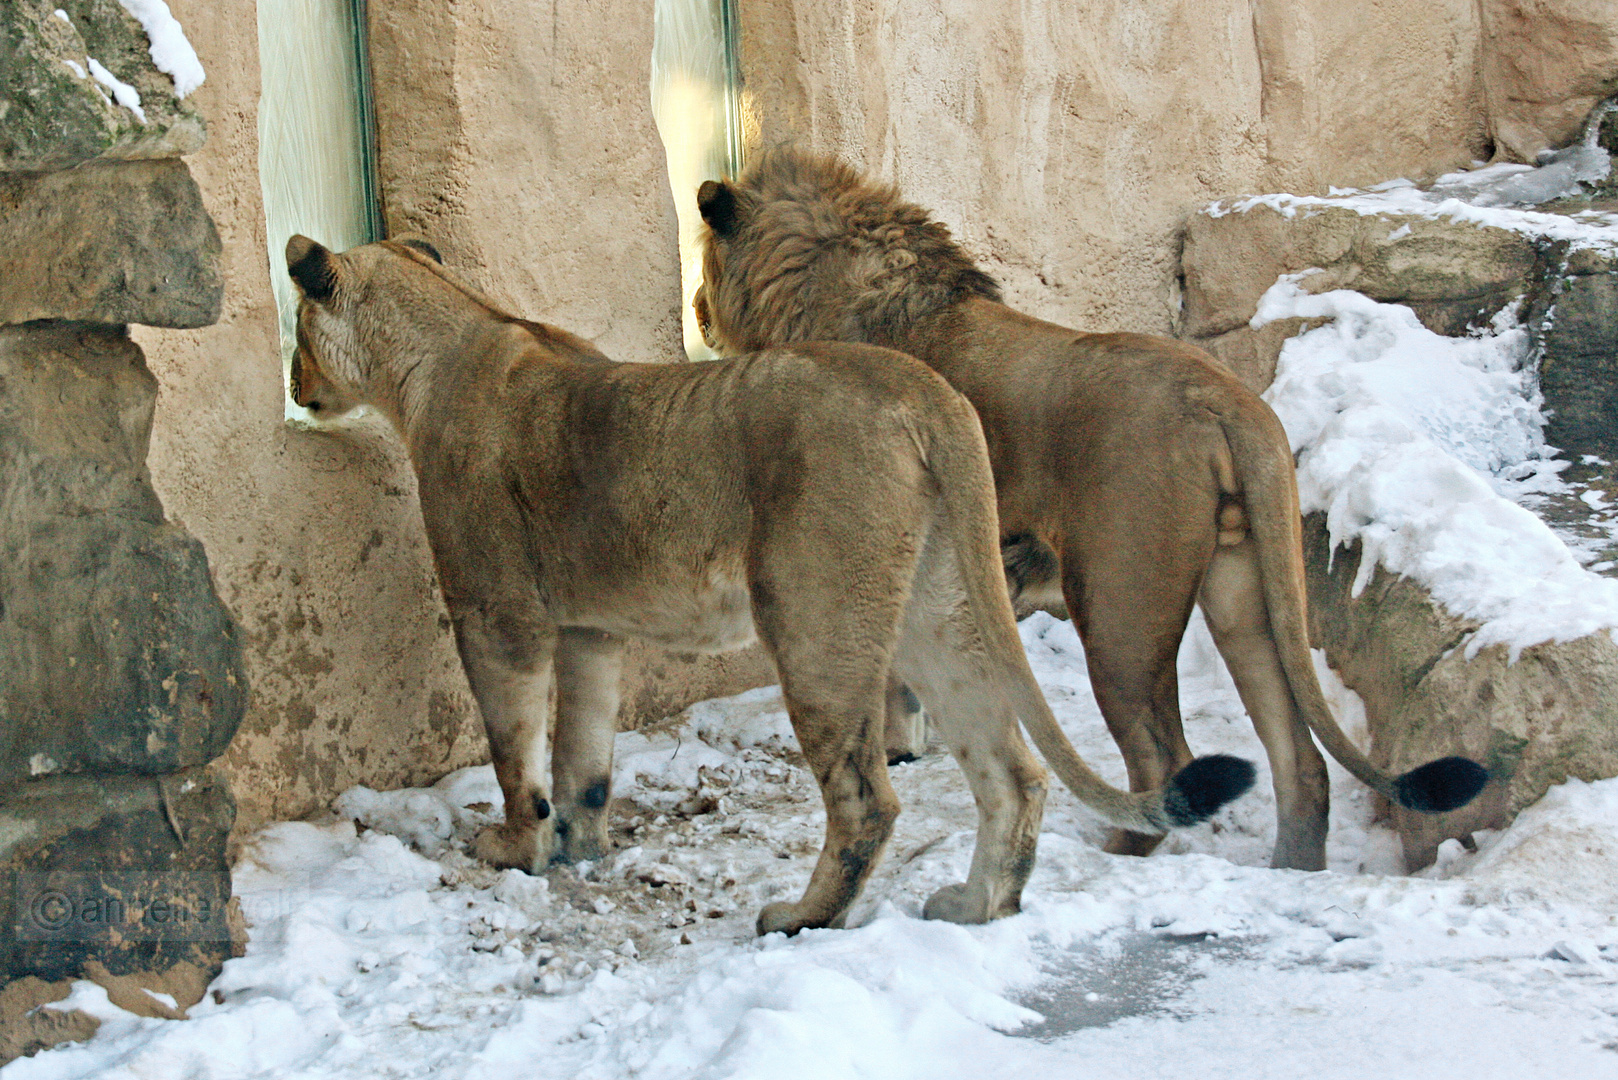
[746,533,911,937]
[1199,537,1330,871]
[895,542,1049,925]
[1060,494,1216,860]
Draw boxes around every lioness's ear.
[286,235,337,302]
[393,234,444,264]
[697,180,742,236]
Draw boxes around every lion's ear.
[394,234,444,264]
[697,179,743,236]
[286,235,337,301]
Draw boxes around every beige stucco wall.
[133,0,769,838]
[739,0,1492,336]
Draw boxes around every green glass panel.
[651,0,742,360]
[257,0,380,422]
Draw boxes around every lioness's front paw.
[921,883,993,924]
[755,901,801,937]
[471,821,554,874]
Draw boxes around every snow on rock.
[1256,275,1618,658]
[85,57,144,124]
[1205,129,1618,250]
[14,618,1618,1078]
[115,0,204,97]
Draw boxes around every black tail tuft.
[1163,754,1258,827]
[1393,757,1490,814]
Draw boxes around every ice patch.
[1257,276,1618,657]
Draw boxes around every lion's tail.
[919,393,1255,836]
[1220,403,1489,814]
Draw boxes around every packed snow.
[1256,276,1618,657]
[10,614,1618,1080]
[115,0,204,97]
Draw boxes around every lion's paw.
[921,883,991,924]
[755,901,805,937]
[471,821,553,874]
[555,813,610,864]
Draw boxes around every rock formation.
[0,0,245,1061]
[1180,104,1618,867]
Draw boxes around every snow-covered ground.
[11,613,1618,1079]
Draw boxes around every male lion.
[693,149,1488,872]
[282,234,1253,934]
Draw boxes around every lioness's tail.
[919,393,1255,835]
[1220,404,1489,814]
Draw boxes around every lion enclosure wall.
[737,0,1612,338]
[121,0,1606,839]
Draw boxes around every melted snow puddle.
[1013,931,1250,1037]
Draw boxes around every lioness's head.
[284,233,446,416]
[694,148,999,355]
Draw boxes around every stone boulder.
[1533,244,1618,458]
[1181,202,1543,390]
[0,766,238,984]
[1479,0,1618,162]
[0,0,205,171]
[1303,514,1618,869]
[0,765,240,1056]
[0,159,222,328]
[0,322,247,785]
[1182,195,1617,462]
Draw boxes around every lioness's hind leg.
[896,548,1048,924]
[1200,538,1329,870]
[755,685,898,936]
[746,530,911,936]
[552,628,627,863]
[453,608,559,873]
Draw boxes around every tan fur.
[695,149,1436,871]
[282,234,1232,934]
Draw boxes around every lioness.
[693,149,1488,871]
[283,234,1253,934]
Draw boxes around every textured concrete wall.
[130,3,482,838]
[369,0,685,361]
[739,0,1491,337]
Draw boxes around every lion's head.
[694,148,999,355]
